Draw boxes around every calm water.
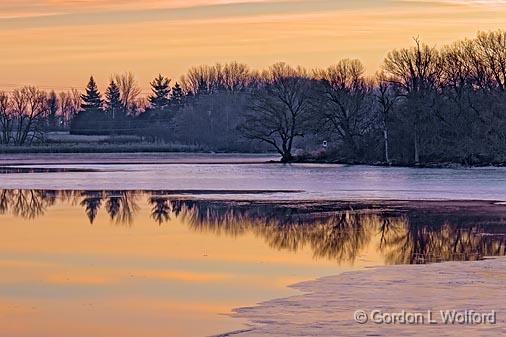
[0,190,505,337]
[1,155,506,200]
[1,156,506,336]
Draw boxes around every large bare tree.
[382,39,442,164]
[315,59,375,157]
[240,63,314,162]
[113,72,142,116]
[10,86,47,145]
[181,62,254,95]
[375,72,398,164]
[0,91,13,144]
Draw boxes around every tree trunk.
[281,138,293,163]
[414,128,420,165]
[383,129,390,164]
[281,153,293,163]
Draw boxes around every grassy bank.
[0,132,207,154]
[0,143,205,154]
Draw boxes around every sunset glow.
[1,0,506,91]
[1,2,506,336]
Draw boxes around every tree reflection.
[149,194,171,225]
[104,191,139,225]
[0,189,57,219]
[381,222,506,264]
[79,191,103,224]
[0,189,505,265]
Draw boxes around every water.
[0,190,505,337]
[1,154,506,337]
[1,154,506,201]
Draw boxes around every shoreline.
[1,151,506,168]
[0,192,504,207]
[217,257,506,337]
[0,152,280,166]
[287,157,506,169]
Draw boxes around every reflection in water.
[0,189,505,265]
[0,189,57,219]
[80,191,103,224]
[149,194,172,224]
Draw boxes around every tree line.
[1,30,506,165]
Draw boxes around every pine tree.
[148,74,171,110]
[170,82,184,108]
[105,80,122,120]
[80,76,103,113]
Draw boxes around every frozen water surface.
[1,153,506,201]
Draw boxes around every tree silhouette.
[382,39,441,164]
[46,91,59,129]
[80,76,103,113]
[71,77,106,134]
[79,191,103,224]
[105,80,122,120]
[104,191,139,225]
[315,59,374,157]
[170,82,184,108]
[240,63,314,162]
[149,196,171,225]
[149,74,171,111]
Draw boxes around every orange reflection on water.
[0,194,363,337]
[0,191,504,337]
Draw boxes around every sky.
[1,0,506,92]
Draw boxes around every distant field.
[0,143,204,154]
[0,132,204,153]
[45,132,142,143]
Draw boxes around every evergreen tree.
[170,82,184,108]
[105,80,122,120]
[148,74,171,110]
[80,76,103,113]
[71,76,105,135]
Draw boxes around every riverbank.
[2,147,505,168]
[289,154,506,168]
[219,257,506,337]
[0,152,279,166]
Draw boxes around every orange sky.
[1,0,506,91]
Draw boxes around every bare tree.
[69,89,82,121]
[11,86,47,145]
[0,91,13,144]
[181,62,255,95]
[221,62,253,92]
[314,59,375,156]
[375,72,398,164]
[59,91,72,127]
[181,65,217,95]
[57,88,82,128]
[112,72,142,116]
[475,30,506,92]
[46,91,59,129]
[240,63,314,162]
[382,38,442,164]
